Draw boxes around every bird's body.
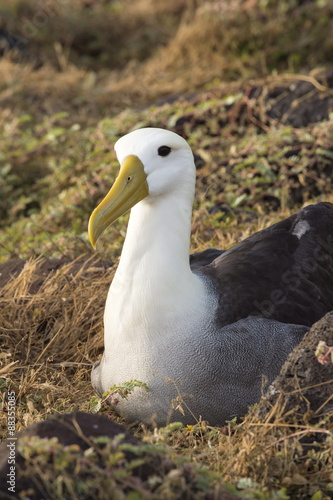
[89,128,333,426]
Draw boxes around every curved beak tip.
[88,217,97,249]
[87,155,148,247]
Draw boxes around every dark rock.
[258,311,333,421]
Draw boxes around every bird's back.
[193,202,333,327]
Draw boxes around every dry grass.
[0,257,117,431]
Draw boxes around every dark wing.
[195,202,333,327]
[189,248,225,270]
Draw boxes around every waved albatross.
[89,127,333,426]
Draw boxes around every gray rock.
[258,311,333,421]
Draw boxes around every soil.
[161,69,333,132]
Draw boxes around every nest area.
[0,257,332,500]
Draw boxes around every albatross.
[88,127,333,426]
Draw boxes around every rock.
[258,311,333,421]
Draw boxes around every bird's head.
[88,128,195,248]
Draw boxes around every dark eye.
[158,145,171,157]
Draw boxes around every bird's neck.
[104,189,210,344]
[115,191,195,290]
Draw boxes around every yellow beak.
[88,155,148,248]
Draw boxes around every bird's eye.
[158,145,171,157]
[127,175,132,183]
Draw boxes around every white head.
[115,128,195,198]
[88,128,196,247]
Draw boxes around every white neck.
[118,192,193,285]
[104,186,210,347]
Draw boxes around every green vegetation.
[0,0,332,498]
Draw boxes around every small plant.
[315,341,333,365]
[101,379,149,406]
[84,380,149,413]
